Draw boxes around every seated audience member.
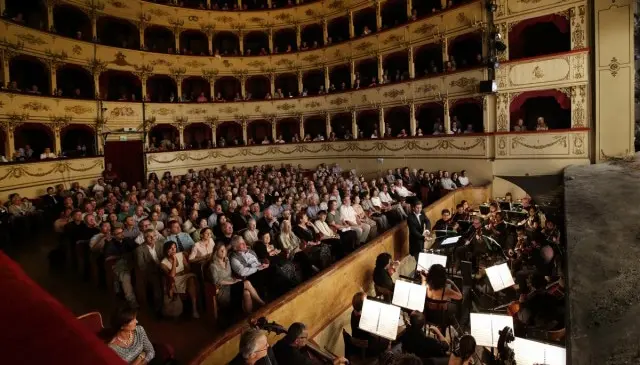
[229,235,269,278]
[134,219,164,246]
[513,118,527,132]
[160,240,200,318]
[216,221,235,247]
[399,311,449,360]
[291,212,332,268]
[360,191,390,231]
[135,229,165,315]
[457,170,470,187]
[277,219,318,277]
[536,117,549,131]
[165,220,195,252]
[103,307,155,364]
[273,322,348,365]
[439,171,457,191]
[210,242,265,313]
[40,147,57,159]
[243,218,260,246]
[104,227,138,308]
[189,227,215,261]
[373,253,396,298]
[258,208,281,241]
[352,195,381,235]
[190,218,209,242]
[338,196,371,244]
[228,329,270,365]
[448,335,476,365]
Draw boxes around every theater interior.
[0,0,637,364]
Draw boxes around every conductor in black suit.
[407,200,431,263]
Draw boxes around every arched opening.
[357,110,379,139]
[182,76,210,102]
[245,0,269,10]
[96,16,139,49]
[412,0,441,18]
[244,31,269,56]
[356,57,379,86]
[301,24,323,49]
[449,32,483,70]
[276,118,301,142]
[275,73,298,97]
[214,77,241,101]
[304,115,326,140]
[328,16,350,44]
[248,119,272,144]
[381,0,408,29]
[417,102,445,135]
[98,70,141,101]
[144,26,175,53]
[61,125,96,157]
[184,123,212,149]
[146,75,177,102]
[354,7,377,36]
[274,28,297,53]
[180,30,208,55]
[383,51,409,83]
[246,75,270,100]
[331,113,352,139]
[149,124,179,151]
[53,4,91,41]
[14,123,54,158]
[509,15,571,60]
[5,0,47,30]
[510,90,571,130]
[415,43,443,77]
[9,55,49,94]
[330,64,351,90]
[56,64,94,99]
[214,31,240,55]
[217,121,243,146]
[303,69,325,95]
[385,107,410,137]
[450,99,484,133]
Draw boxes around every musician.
[516,273,564,332]
[373,253,396,297]
[542,219,560,244]
[398,311,449,360]
[486,202,500,223]
[447,334,476,365]
[454,217,489,268]
[351,292,388,355]
[452,204,470,223]
[419,264,462,335]
[407,200,431,262]
[228,329,271,365]
[273,323,348,365]
[515,245,558,296]
[486,211,512,252]
[519,206,541,233]
[433,209,459,236]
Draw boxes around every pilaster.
[443,98,451,134]
[378,107,385,137]
[409,103,417,136]
[348,11,355,38]
[325,113,331,137]
[408,46,415,79]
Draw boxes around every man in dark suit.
[42,186,62,219]
[407,200,431,263]
[135,229,164,315]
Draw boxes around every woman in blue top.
[104,307,155,364]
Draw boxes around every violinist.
[433,209,460,235]
[486,211,511,253]
[519,206,542,233]
[512,273,564,335]
[454,216,488,269]
[273,323,348,365]
[486,202,500,224]
[542,219,560,244]
[419,264,462,335]
[373,253,397,299]
[452,204,470,223]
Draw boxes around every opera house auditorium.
[0,0,637,364]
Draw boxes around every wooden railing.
[190,184,491,365]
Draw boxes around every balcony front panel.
[495,50,588,92]
[494,0,584,20]
[0,93,100,124]
[146,135,490,174]
[494,129,588,159]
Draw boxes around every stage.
[565,155,640,365]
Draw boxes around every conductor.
[407,200,431,263]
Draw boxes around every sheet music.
[417,252,448,272]
[392,280,427,311]
[470,313,514,347]
[441,235,461,246]
[485,263,515,292]
[359,299,401,340]
[513,337,565,365]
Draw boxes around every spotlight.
[492,32,502,41]
[495,41,507,52]
[486,0,498,12]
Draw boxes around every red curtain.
[0,251,126,365]
[105,140,144,185]
[509,15,569,59]
[510,90,570,113]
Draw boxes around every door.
[104,140,144,186]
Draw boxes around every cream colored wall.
[492,176,529,200]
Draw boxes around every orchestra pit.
[0,0,636,364]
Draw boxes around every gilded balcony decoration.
[0,0,483,77]
[494,129,588,158]
[494,0,580,19]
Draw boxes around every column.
[322,19,328,45]
[375,1,382,31]
[408,46,415,79]
[440,0,447,9]
[409,103,417,136]
[46,3,54,31]
[443,99,451,134]
[93,72,100,98]
[139,26,145,49]
[481,30,489,61]
[348,11,355,38]
[269,73,276,95]
[207,33,213,54]
[178,127,185,149]
[91,16,97,41]
[271,119,277,141]
[299,115,305,140]
[1,53,10,85]
[206,0,211,8]
[442,37,449,65]
[237,0,242,8]
[325,113,331,137]
[209,78,215,99]
[324,66,330,90]
[376,53,383,83]
[211,124,217,146]
[484,95,496,133]
[406,0,412,18]
[570,5,587,50]
[296,25,301,49]
[239,31,244,54]
[268,29,274,53]
[53,127,62,155]
[351,109,357,138]
[144,131,150,150]
[0,0,6,19]
[174,31,181,53]
[241,120,248,143]
[49,67,57,94]
[297,71,303,94]
[378,107,385,137]
[240,76,246,98]
[3,124,15,161]
[267,0,272,8]
[496,23,509,62]
[96,128,104,155]
[349,59,356,85]
[141,77,148,100]
[175,77,183,100]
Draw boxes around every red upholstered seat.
[0,251,126,365]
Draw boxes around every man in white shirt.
[92,178,106,193]
[40,147,56,159]
[229,236,269,277]
[458,170,470,187]
[339,196,371,243]
[134,219,165,246]
[90,221,111,252]
[440,171,458,191]
[379,185,409,220]
[393,180,415,198]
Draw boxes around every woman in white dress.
[161,241,200,318]
[189,227,215,262]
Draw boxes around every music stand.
[485,263,515,292]
[479,205,490,215]
[392,278,427,312]
[512,337,566,365]
[417,252,448,273]
[358,298,402,341]
[470,313,514,348]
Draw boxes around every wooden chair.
[342,328,368,364]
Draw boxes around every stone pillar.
[375,1,382,31]
[378,107,385,137]
[443,99,451,134]
[570,5,587,50]
[241,120,248,143]
[271,119,277,141]
[47,3,54,31]
[91,16,97,41]
[209,78,216,99]
[49,66,57,95]
[409,103,417,136]
[325,113,331,137]
[408,46,415,79]
[348,11,355,38]
[406,0,412,18]
[349,59,356,85]
[207,33,213,54]
[269,73,276,95]
[296,25,302,49]
[141,77,148,100]
[324,66,330,90]
[322,19,328,45]
[297,71,303,94]
[178,126,185,149]
[144,131,150,150]
[377,53,383,83]
[53,126,62,155]
[240,76,246,98]
[351,109,357,138]
[2,123,15,160]
[299,115,305,140]
[442,37,449,65]
[239,31,244,54]
[174,32,180,53]
[268,29,274,53]
[483,95,496,133]
[210,123,217,145]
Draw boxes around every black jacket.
[407,212,431,255]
